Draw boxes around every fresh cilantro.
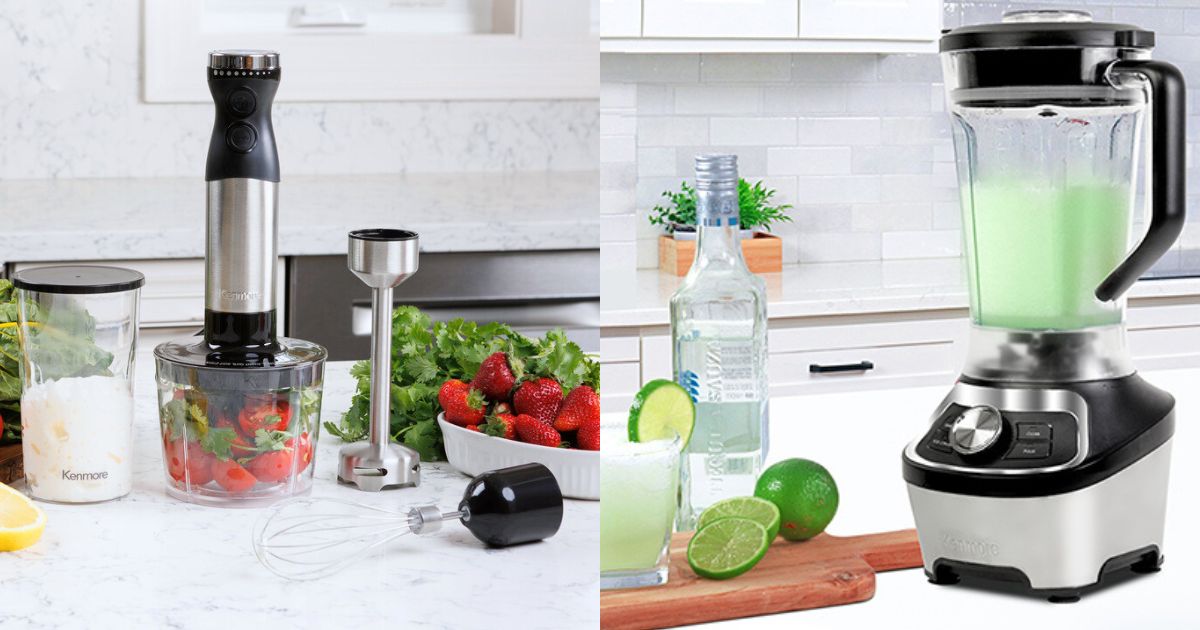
[202,427,240,461]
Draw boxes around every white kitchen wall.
[0,0,598,179]
[601,0,1200,272]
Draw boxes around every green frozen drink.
[963,179,1131,330]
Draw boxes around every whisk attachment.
[253,463,564,580]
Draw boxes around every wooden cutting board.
[0,444,22,485]
[600,529,922,629]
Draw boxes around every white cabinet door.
[643,0,799,39]
[601,0,642,37]
[799,0,940,41]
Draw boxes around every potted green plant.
[649,179,792,275]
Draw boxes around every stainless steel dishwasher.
[287,250,599,360]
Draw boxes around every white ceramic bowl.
[438,414,599,500]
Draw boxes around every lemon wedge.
[0,482,46,551]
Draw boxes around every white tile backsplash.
[600,0,1200,269]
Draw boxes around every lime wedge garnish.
[628,379,694,449]
[686,517,770,580]
[698,497,781,541]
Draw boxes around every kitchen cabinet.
[799,0,942,41]
[601,0,642,37]
[600,298,1200,410]
[602,0,940,53]
[144,0,598,102]
[643,0,798,39]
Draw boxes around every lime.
[754,458,839,542]
[628,379,694,449]
[697,497,781,541]
[686,517,770,580]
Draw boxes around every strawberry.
[438,379,486,426]
[513,378,563,425]
[484,413,517,440]
[554,385,599,432]
[466,424,481,432]
[471,352,519,401]
[576,420,600,451]
[491,401,512,416]
[515,414,561,448]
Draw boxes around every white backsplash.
[0,1,598,179]
[601,0,1200,272]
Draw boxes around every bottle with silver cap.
[669,154,769,531]
[152,51,328,507]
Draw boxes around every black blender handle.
[205,61,280,183]
[458,463,564,547]
[1095,60,1187,302]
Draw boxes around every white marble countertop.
[0,359,598,630]
[0,171,599,264]
[601,259,1200,328]
[691,367,1200,628]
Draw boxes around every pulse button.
[228,88,257,117]
[226,123,258,153]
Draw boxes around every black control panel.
[205,67,280,182]
[916,404,1078,469]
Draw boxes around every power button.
[228,88,257,117]
[226,123,258,153]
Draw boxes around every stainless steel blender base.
[906,439,1171,591]
[337,442,421,491]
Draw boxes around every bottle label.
[698,194,738,227]
[676,335,759,403]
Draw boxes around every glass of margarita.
[600,418,681,589]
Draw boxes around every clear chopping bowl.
[153,335,326,507]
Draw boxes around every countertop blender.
[154,51,328,507]
[902,11,1185,602]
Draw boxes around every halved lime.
[698,497,781,541]
[686,517,770,580]
[628,379,694,449]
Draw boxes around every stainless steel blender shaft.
[339,229,421,491]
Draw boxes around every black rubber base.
[927,546,1162,603]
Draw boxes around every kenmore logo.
[221,289,259,301]
[942,533,999,559]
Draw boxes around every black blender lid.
[12,265,145,294]
[942,10,1154,52]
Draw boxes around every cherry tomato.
[285,432,314,474]
[166,439,187,482]
[212,458,256,493]
[184,446,216,486]
[238,400,292,435]
[213,413,257,458]
[247,450,294,483]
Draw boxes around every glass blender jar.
[943,9,1186,381]
[14,265,144,503]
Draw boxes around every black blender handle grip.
[458,463,564,547]
[205,67,280,183]
[1095,60,1187,302]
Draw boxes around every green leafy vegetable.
[201,427,240,461]
[648,179,794,233]
[325,306,599,461]
[0,279,115,445]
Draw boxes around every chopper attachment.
[338,229,422,491]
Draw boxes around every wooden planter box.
[659,232,783,276]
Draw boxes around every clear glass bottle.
[670,154,769,531]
